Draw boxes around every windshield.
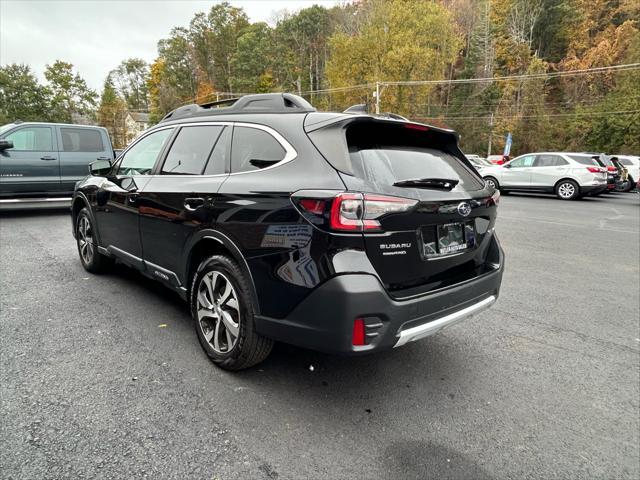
[0,124,16,136]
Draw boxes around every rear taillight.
[329,192,417,232]
[296,191,417,232]
[607,166,617,172]
[586,166,604,173]
[298,198,326,215]
[488,190,500,206]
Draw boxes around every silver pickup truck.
[0,122,115,209]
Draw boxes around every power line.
[381,64,640,87]
[302,63,640,95]
[173,63,640,108]
[413,110,640,121]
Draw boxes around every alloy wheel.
[77,216,94,264]
[558,182,575,199]
[485,178,496,189]
[197,271,240,354]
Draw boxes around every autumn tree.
[98,75,129,148]
[326,0,462,114]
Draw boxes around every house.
[125,112,151,144]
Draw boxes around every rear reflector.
[352,318,366,346]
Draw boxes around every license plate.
[438,222,467,254]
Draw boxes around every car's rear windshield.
[344,122,484,191]
[568,155,599,166]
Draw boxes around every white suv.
[617,155,639,191]
[482,152,608,200]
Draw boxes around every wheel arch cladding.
[185,234,261,315]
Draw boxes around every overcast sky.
[0,0,340,91]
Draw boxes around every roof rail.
[160,93,316,123]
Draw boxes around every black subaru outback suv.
[71,93,504,370]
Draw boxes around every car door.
[58,126,113,193]
[530,154,568,191]
[138,124,230,284]
[500,154,535,188]
[94,127,175,267]
[0,125,60,196]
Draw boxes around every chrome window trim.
[119,121,297,177]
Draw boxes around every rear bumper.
[582,185,607,196]
[255,238,504,355]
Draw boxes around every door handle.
[40,156,56,161]
[97,156,110,161]
[184,197,205,211]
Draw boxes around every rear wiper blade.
[392,178,459,190]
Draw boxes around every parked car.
[482,152,607,200]
[487,154,509,165]
[589,154,625,192]
[615,155,638,192]
[0,122,115,209]
[466,155,493,171]
[71,93,504,370]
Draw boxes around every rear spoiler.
[304,115,474,178]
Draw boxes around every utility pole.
[487,112,494,158]
[375,81,380,114]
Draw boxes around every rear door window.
[534,155,565,167]
[60,127,105,152]
[162,125,224,175]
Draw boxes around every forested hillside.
[1,0,638,155]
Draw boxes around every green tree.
[111,58,150,111]
[0,64,51,124]
[233,22,276,93]
[44,60,97,123]
[188,2,250,93]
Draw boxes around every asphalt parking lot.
[1,192,638,479]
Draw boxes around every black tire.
[190,255,273,370]
[75,207,112,273]
[555,180,580,200]
[484,176,499,190]
[626,176,635,192]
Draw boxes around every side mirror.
[0,140,14,151]
[120,176,138,192]
[89,159,112,176]
[503,163,511,168]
